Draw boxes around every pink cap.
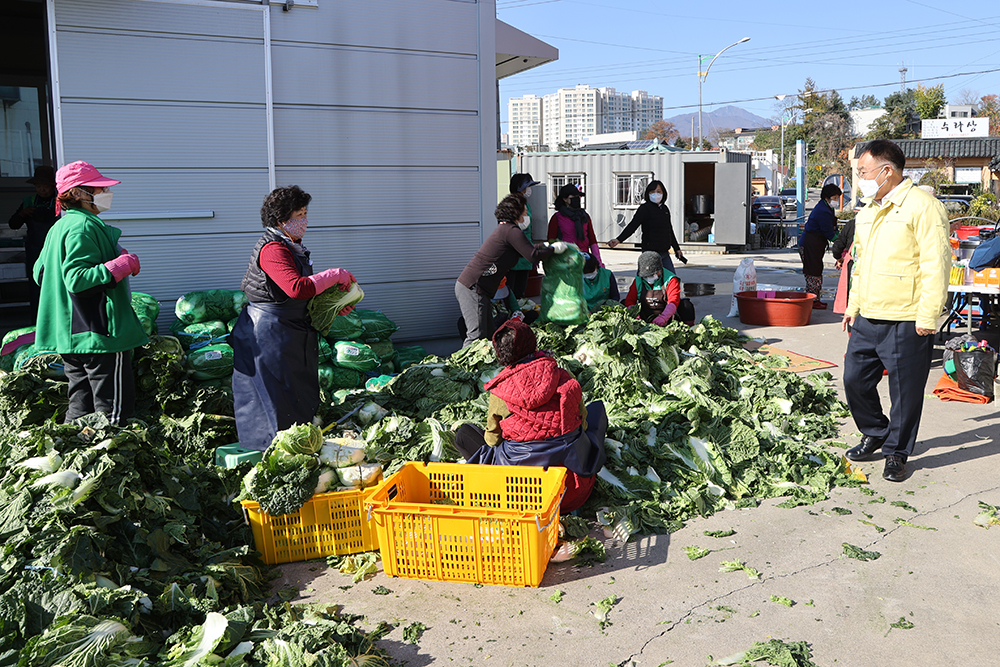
[55,161,120,195]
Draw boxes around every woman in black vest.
[231,186,355,451]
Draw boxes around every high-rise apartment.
[508,85,663,149]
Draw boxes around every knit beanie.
[637,251,662,279]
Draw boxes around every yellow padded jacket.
[845,179,951,331]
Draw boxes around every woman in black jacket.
[608,180,685,273]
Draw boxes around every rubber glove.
[308,268,355,293]
[104,253,140,282]
[549,241,568,254]
[338,304,355,317]
[652,303,678,326]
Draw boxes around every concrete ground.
[270,249,1000,665]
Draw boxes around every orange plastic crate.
[366,462,566,587]
[241,484,381,565]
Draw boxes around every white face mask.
[523,187,532,198]
[858,166,887,200]
[649,192,663,204]
[583,270,599,280]
[517,216,531,231]
[91,190,113,212]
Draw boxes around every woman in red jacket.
[454,319,606,512]
[622,251,681,326]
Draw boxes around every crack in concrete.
[616,485,1000,667]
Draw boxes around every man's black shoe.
[845,435,885,462]
[883,455,906,482]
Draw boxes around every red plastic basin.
[735,290,815,326]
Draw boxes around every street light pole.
[698,37,750,150]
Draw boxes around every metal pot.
[957,240,979,261]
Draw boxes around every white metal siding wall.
[50,0,496,341]
[51,0,271,331]
[268,0,492,340]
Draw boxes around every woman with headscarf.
[453,319,607,513]
[546,184,603,264]
[231,185,356,451]
[608,179,685,273]
[799,183,841,309]
[34,161,146,424]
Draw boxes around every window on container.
[614,173,651,206]
[550,174,586,202]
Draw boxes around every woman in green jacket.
[34,161,147,424]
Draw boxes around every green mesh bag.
[170,319,228,350]
[539,243,588,325]
[368,339,395,362]
[318,363,365,392]
[332,340,380,371]
[325,309,365,341]
[318,336,334,364]
[356,309,398,342]
[174,289,248,325]
[186,343,234,380]
[394,345,427,371]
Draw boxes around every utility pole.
[898,63,907,92]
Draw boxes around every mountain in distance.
[666,105,773,138]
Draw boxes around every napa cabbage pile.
[331,305,852,538]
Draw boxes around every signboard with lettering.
[921,118,988,138]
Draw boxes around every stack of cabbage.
[171,289,247,380]
[242,422,382,517]
[318,308,403,392]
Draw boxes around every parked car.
[752,196,785,221]
[937,197,970,215]
[778,188,797,211]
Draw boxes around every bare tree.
[953,88,980,106]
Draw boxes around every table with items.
[941,283,1000,336]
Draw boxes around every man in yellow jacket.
[842,139,951,482]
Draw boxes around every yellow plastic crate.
[241,483,381,565]
[366,462,566,587]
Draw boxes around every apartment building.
[507,85,663,149]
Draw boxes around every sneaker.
[883,455,906,482]
[812,300,828,309]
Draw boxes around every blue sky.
[497,0,1000,131]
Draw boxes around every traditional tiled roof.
[854,138,1000,160]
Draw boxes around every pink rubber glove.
[104,253,140,282]
[308,268,355,294]
[338,304,355,316]
[589,243,604,268]
[653,303,678,326]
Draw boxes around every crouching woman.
[622,250,681,326]
[454,319,607,512]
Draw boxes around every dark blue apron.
[468,401,608,476]
[231,299,319,451]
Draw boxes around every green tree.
[643,119,679,144]
[557,140,578,152]
[914,84,946,120]
[865,89,918,140]
[673,136,689,149]
[848,94,880,110]
[700,138,713,150]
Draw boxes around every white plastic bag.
[728,258,757,317]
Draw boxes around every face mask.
[583,270,599,280]
[523,187,532,198]
[517,216,530,231]
[89,190,112,212]
[646,273,661,285]
[282,216,308,241]
[858,166,886,200]
[568,197,581,209]
[649,192,663,204]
